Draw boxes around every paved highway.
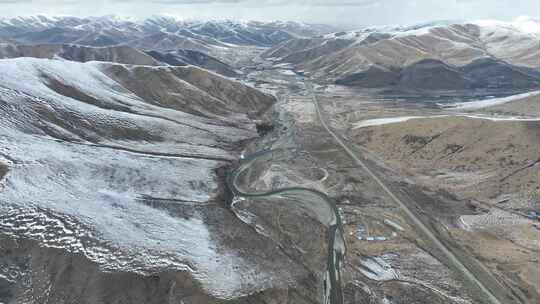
[309,82,504,304]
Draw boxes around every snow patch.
[352,116,431,129]
[359,256,399,281]
[442,91,540,109]
[459,209,530,230]
[353,113,540,129]
[277,69,296,76]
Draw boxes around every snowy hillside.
[265,17,540,90]
[0,57,310,300]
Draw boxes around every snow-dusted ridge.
[323,17,540,41]
[267,16,540,91]
[0,14,333,40]
[0,57,300,299]
[322,20,459,40]
[473,16,540,36]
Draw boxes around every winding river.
[227,148,345,304]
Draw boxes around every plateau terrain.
[0,14,538,304]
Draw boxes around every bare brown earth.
[278,81,540,303]
[349,116,540,302]
[102,64,274,121]
[351,116,540,207]
[240,69,491,304]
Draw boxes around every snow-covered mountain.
[0,43,241,77]
[0,43,161,65]
[0,15,337,70]
[0,15,344,304]
[265,17,540,91]
[0,14,340,302]
[0,57,320,302]
[145,49,239,77]
[0,15,335,49]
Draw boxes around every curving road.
[227,148,345,304]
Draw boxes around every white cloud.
[0,0,539,27]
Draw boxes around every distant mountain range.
[2,15,540,91]
[0,43,242,77]
[0,15,336,76]
[1,15,539,304]
[264,18,540,91]
[0,15,336,49]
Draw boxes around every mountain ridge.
[265,18,540,91]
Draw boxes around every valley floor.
[239,60,540,304]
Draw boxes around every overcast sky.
[0,0,539,28]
